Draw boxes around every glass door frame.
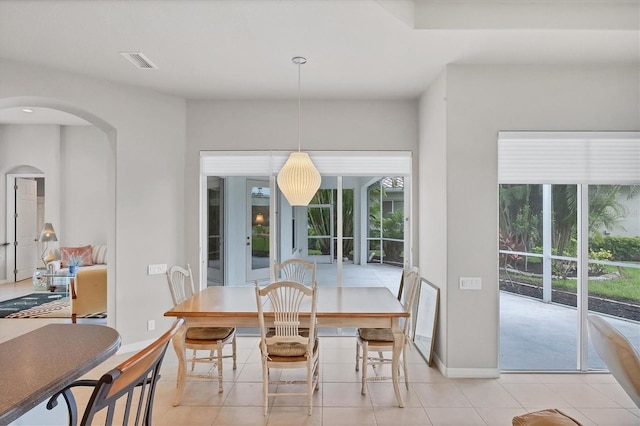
[205,176,224,286]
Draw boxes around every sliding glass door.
[498,132,640,372]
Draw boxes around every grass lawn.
[501,264,640,303]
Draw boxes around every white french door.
[15,178,38,281]
[246,180,270,282]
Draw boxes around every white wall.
[60,125,108,246]
[186,100,419,282]
[418,70,448,366]
[0,58,186,346]
[419,63,640,376]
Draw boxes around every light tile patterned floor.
[62,336,638,426]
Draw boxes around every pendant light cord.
[297,60,301,152]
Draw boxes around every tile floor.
[2,280,640,425]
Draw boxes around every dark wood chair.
[47,318,184,426]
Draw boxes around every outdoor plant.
[588,248,613,275]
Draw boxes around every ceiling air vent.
[120,52,158,69]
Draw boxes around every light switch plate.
[148,264,167,275]
[459,277,482,290]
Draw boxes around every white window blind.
[201,151,412,176]
[498,132,640,184]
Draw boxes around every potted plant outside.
[68,254,84,276]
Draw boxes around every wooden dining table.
[0,324,121,424]
[164,285,409,407]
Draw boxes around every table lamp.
[38,223,57,267]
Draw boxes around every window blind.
[200,151,412,176]
[498,132,640,184]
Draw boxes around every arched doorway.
[0,97,116,327]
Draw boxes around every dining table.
[0,324,121,424]
[164,285,409,407]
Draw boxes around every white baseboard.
[432,353,500,378]
[117,338,156,355]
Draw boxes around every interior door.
[246,180,270,282]
[15,178,38,281]
[206,177,224,286]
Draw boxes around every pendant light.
[277,56,321,206]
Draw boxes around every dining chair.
[274,258,316,285]
[166,264,236,393]
[355,266,420,395]
[47,318,184,426]
[255,280,320,416]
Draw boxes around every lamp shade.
[38,223,58,242]
[277,152,321,206]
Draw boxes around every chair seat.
[358,327,394,342]
[267,338,319,359]
[186,326,234,340]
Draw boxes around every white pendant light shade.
[277,152,321,206]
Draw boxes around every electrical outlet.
[147,320,155,331]
[147,264,167,275]
[459,277,482,290]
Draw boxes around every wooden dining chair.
[47,318,184,426]
[255,280,320,416]
[166,264,236,393]
[355,267,420,395]
[274,258,316,285]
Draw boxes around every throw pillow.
[92,244,107,265]
[60,245,94,267]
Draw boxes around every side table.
[32,269,74,294]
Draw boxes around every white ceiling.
[0,0,637,107]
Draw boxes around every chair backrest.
[400,267,420,336]
[587,315,640,407]
[255,280,317,353]
[166,264,195,306]
[81,318,185,425]
[274,258,316,285]
[397,266,418,301]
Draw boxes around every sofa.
[46,244,107,323]
[71,268,107,323]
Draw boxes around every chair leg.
[307,360,313,415]
[315,353,320,391]
[262,357,269,416]
[190,350,197,371]
[402,346,410,390]
[360,341,368,395]
[355,341,360,371]
[217,341,224,393]
[232,334,237,370]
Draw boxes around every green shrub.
[589,248,613,275]
[590,236,640,261]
